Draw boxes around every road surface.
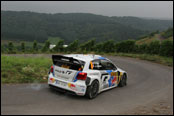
[1,55,173,115]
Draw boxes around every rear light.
[77,72,87,80]
[50,66,54,73]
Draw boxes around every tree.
[1,45,5,53]
[53,40,64,52]
[147,40,160,54]
[138,43,148,54]
[102,40,115,53]
[115,40,136,53]
[93,42,104,53]
[67,40,79,52]
[33,40,38,52]
[21,42,25,53]
[42,40,50,52]
[159,40,173,57]
[79,39,95,52]
[8,42,15,53]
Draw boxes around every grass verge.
[1,55,52,84]
[113,53,173,67]
[1,53,172,84]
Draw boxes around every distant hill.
[111,16,173,32]
[136,28,173,45]
[1,11,173,44]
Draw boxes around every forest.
[1,11,173,44]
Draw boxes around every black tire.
[86,80,99,99]
[118,74,127,87]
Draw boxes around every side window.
[89,60,103,70]
[107,62,117,70]
[100,60,116,70]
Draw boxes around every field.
[136,34,173,45]
[1,55,52,83]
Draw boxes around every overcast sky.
[1,1,173,19]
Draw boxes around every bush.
[115,40,136,53]
[159,40,173,57]
[161,28,173,39]
[147,40,160,55]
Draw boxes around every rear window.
[53,55,85,71]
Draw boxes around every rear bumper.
[49,84,77,95]
[48,76,87,96]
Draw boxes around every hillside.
[136,28,173,45]
[111,16,173,31]
[1,11,173,44]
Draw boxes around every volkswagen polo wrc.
[48,54,127,99]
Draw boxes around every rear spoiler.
[52,55,81,65]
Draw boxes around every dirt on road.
[1,54,173,115]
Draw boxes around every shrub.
[159,40,173,57]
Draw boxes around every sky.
[1,1,173,19]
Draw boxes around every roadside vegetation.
[1,28,173,83]
[1,55,52,83]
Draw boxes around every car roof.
[63,54,107,62]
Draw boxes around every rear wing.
[52,55,85,71]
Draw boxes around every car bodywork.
[48,54,127,98]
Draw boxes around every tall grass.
[1,55,52,83]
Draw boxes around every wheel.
[86,80,99,99]
[118,74,127,87]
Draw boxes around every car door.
[100,59,118,90]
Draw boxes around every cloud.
[1,1,173,19]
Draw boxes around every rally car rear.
[48,55,87,96]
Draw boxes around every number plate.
[55,80,67,87]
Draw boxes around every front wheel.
[86,80,99,99]
[118,74,127,87]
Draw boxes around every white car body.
[48,54,127,98]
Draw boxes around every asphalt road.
[1,55,173,115]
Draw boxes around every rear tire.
[86,80,99,99]
[118,74,127,87]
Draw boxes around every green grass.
[1,52,173,84]
[113,53,173,66]
[1,55,52,84]
[136,33,173,45]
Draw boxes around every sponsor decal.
[68,83,76,91]
[99,57,106,60]
[55,69,72,75]
[50,78,55,83]
[89,73,99,76]
[106,70,118,87]
[111,72,117,77]
[112,76,117,84]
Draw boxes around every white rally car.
[48,54,127,99]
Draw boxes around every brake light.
[50,66,54,73]
[77,72,87,80]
